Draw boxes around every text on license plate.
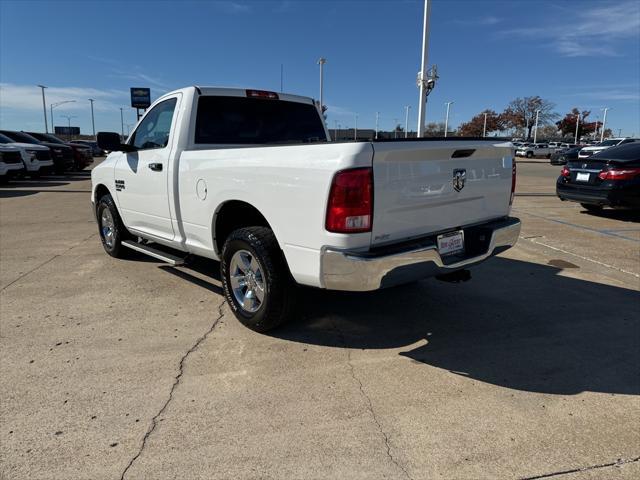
[437,230,465,256]
[576,172,590,182]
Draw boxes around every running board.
[121,240,185,266]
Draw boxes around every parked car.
[516,143,554,158]
[550,146,582,165]
[0,144,25,181]
[578,138,639,160]
[0,130,73,173]
[557,142,640,211]
[26,132,93,171]
[0,132,54,177]
[71,140,105,157]
[91,86,520,332]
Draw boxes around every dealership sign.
[130,88,151,109]
[54,126,80,135]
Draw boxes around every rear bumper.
[556,182,640,208]
[321,217,521,291]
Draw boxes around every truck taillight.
[326,167,373,233]
[246,89,279,100]
[510,162,517,205]
[598,167,640,181]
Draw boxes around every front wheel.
[96,193,130,258]
[221,227,295,332]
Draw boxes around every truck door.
[114,95,180,240]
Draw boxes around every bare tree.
[502,96,558,140]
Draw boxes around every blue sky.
[1,0,639,136]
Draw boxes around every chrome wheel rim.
[229,249,266,313]
[100,208,115,248]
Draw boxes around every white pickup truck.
[92,86,520,331]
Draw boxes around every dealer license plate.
[576,172,590,182]
[437,230,465,256]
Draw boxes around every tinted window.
[130,98,177,150]
[0,131,40,144]
[598,139,620,146]
[591,143,640,162]
[0,133,14,143]
[195,96,327,145]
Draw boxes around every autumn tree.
[502,96,558,139]
[424,122,446,136]
[458,110,504,137]
[555,108,598,140]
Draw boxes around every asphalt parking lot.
[1,160,639,480]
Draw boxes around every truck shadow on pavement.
[273,257,640,396]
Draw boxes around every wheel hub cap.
[229,250,266,313]
[100,209,115,248]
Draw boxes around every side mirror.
[97,132,136,153]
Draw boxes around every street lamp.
[417,0,433,137]
[600,107,610,142]
[354,113,358,141]
[50,100,76,133]
[533,109,540,143]
[37,85,48,133]
[574,112,580,144]
[444,101,453,138]
[483,112,488,137]
[317,58,326,112]
[60,114,77,141]
[404,106,411,138]
[375,112,380,140]
[88,99,96,138]
[120,108,125,138]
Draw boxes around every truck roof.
[161,86,315,106]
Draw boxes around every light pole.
[444,101,453,138]
[483,112,488,137]
[88,99,96,138]
[60,114,77,141]
[50,100,76,133]
[37,85,48,133]
[317,58,326,112]
[120,108,125,138]
[533,109,540,143]
[404,106,411,138]
[375,112,380,140]
[354,114,358,141]
[574,113,580,144]
[417,0,432,137]
[600,107,609,142]
[525,116,529,140]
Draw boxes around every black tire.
[581,203,603,212]
[526,151,533,158]
[96,193,130,258]
[221,227,295,332]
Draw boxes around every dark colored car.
[26,132,93,171]
[550,146,583,165]
[556,143,640,211]
[0,130,73,174]
[71,140,104,156]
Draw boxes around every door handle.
[148,163,163,172]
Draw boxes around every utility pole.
[354,114,358,141]
[120,108,125,138]
[417,0,432,137]
[600,107,609,142]
[574,113,580,144]
[404,106,410,138]
[317,58,326,113]
[375,112,380,139]
[483,112,488,137]
[88,99,96,138]
[533,109,540,143]
[444,101,453,138]
[37,85,48,133]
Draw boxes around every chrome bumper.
[321,217,521,291]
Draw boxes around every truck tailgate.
[371,140,514,246]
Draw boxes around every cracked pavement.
[1,164,639,479]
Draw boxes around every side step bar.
[121,240,185,266]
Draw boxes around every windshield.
[28,132,66,144]
[598,139,621,147]
[0,130,41,144]
[195,96,327,145]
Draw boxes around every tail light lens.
[561,166,570,177]
[326,167,373,233]
[598,167,640,181]
[510,162,517,205]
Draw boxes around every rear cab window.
[194,96,327,145]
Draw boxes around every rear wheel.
[581,203,603,212]
[96,194,130,258]
[526,151,533,158]
[221,227,295,332]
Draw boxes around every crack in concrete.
[331,321,413,480]
[119,301,226,480]
[519,455,640,480]
[1,232,98,292]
